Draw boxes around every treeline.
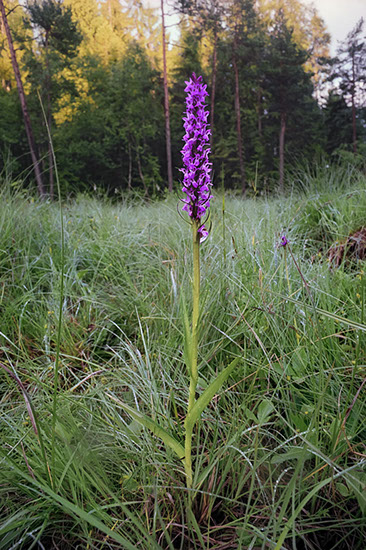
[0,0,365,197]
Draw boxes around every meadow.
[0,162,366,550]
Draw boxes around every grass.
[0,163,365,549]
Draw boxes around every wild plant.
[108,74,239,495]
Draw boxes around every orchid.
[180,75,238,493]
[279,235,289,247]
[181,73,212,241]
[106,74,238,499]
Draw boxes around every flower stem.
[185,220,200,489]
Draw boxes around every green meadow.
[1,162,365,549]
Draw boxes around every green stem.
[39,93,64,490]
[185,220,200,490]
[222,193,226,271]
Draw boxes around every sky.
[147,0,366,54]
[306,0,366,54]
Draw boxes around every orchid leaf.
[106,394,185,460]
[185,357,240,432]
[257,399,275,424]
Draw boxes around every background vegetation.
[0,0,365,196]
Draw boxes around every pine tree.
[331,18,366,154]
[26,0,81,196]
[0,0,45,196]
[160,0,173,192]
[264,9,313,191]
[257,0,330,94]
[175,0,224,147]
[323,92,353,154]
[0,0,20,90]
[225,0,264,193]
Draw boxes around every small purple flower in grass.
[279,235,289,247]
[181,73,212,241]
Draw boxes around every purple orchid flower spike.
[279,235,289,248]
[181,73,212,241]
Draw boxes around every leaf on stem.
[106,393,185,460]
[184,357,240,432]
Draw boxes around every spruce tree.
[264,9,313,191]
[331,18,366,154]
[26,0,81,196]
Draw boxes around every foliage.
[331,17,366,110]
[262,10,323,176]
[0,0,364,194]
[257,0,331,86]
[0,88,25,166]
[53,42,164,194]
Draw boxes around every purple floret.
[279,235,289,247]
[181,73,212,241]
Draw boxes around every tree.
[331,18,366,154]
[100,0,129,36]
[54,43,163,195]
[0,0,16,90]
[232,24,245,193]
[124,0,161,59]
[264,9,313,191]
[323,92,353,154]
[170,21,204,181]
[0,0,340,194]
[0,0,45,196]
[257,0,330,94]
[111,43,164,196]
[26,0,81,197]
[160,0,173,192]
[226,0,263,193]
[175,0,224,147]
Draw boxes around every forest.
[0,0,365,197]
[1,2,366,549]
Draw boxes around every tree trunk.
[160,0,173,193]
[257,87,262,137]
[351,55,357,154]
[136,148,148,197]
[233,38,246,195]
[127,141,132,191]
[279,111,286,192]
[0,11,8,90]
[0,0,45,197]
[209,24,217,149]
